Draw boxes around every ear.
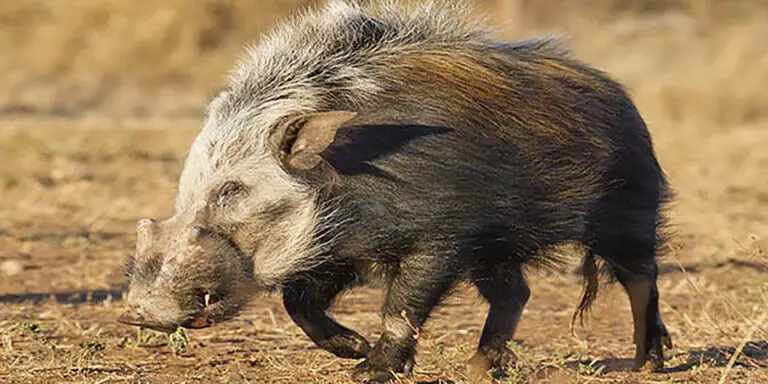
[280,111,357,170]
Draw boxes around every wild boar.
[118,0,674,382]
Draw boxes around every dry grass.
[0,1,767,383]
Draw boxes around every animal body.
[118,1,674,382]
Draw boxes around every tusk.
[204,294,211,307]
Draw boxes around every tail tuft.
[571,249,600,328]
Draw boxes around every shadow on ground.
[565,340,768,375]
[0,287,125,304]
[0,230,129,243]
[667,341,768,371]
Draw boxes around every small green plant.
[14,321,56,363]
[135,327,155,346]
[76,340,106,365]
[14,321,52,347]
[79,341,106,353]
[168,326,189,354]
[14,322,41,334]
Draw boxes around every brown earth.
[0,1,767,383]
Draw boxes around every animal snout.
[117,307,148,327]
[117,307,177,333]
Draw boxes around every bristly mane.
[214,0,569,128]
[231,0,497,90]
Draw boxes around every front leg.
[283,264,371,359]
[352,252,459,383]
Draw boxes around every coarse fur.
[120,0,675,382]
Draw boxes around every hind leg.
[592,227,672,372]
[467,265,530,380]
[615,266,672,372]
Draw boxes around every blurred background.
[2,0,767,121]
[0,1,766,383]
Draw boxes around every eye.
[216,181,245,206]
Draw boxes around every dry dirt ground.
[1,1,768,384]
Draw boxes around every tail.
[571,249,600,329]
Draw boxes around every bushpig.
[118,0,674,381]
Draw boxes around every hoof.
[351,356,414,383]
[633,332,672,373]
